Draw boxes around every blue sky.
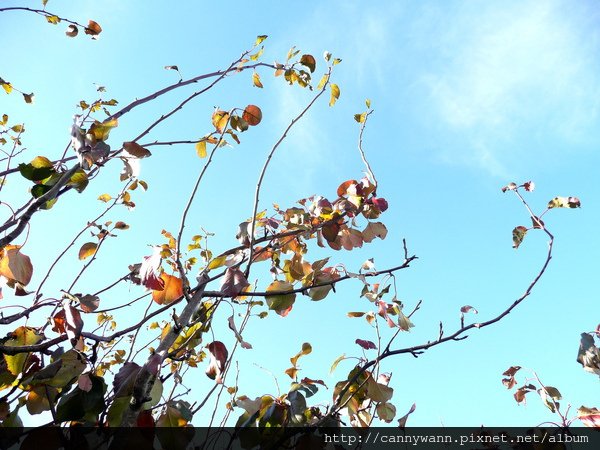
[2,0,599,427]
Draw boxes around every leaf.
[255,35,268,46]
[46,15,60,24]
[220,267,250,298]
[330,354,346,374]
[195,140,207,158]
[366,98,371,108]
[577,332,600,376]
[205,341,228,384]
[355,339,376,350]
[65,24,78,37]
[23,93,34,104]
[88,118,118,142]
[64,304,84,343]
[354,113,366,123]
[362,222,388,243]
[577,406,600,428]
[18,155,54,181]
[252,72,263,88]
[84,20,102,37]
[3,327,44,375]
[366,377,393,403]
[114,221,129,230]
[123,141,151,158]
[0,245,33,285]
[523,181,535,192]
[140,247,164,291]
[501,182,517,193]
[152,273,183,305]
[290,342,312,367]
[211,109,230,133]
[460,305,478,314]
[329,83,340,107]
[1,82,13,94]
[503,366,522,377]
[512,226,527,249]
[265,280,296,317]
[227,316,252,349]
[398,403,416,429]
[347,312,365,318]
[377,402,396,423]
[78,294,100,313]
[78,242,97,260]
[299,54,316,73]
[242,105,262,126]
[548,196,581,209]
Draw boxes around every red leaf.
[140,247,164,291]
[64,304,83,344]
[206,341,228,384]
[220,267,250,297]
[371,197,388,212]
[355,338,377,350]
[242,105,262,126]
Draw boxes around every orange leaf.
[78,242,97,260]
[84,20,102,37]
[242,105,262,126]
[0,245,33,285]
[152,273,183,305]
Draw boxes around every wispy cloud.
[422,0,600,175]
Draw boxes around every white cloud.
[423,0,600,174]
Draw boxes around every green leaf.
[512,226,527,249]
[376,402,396,423]
[366,377,394,403]
[329,84,340,107]
[55,375,106,423]
[265,281,296,317]
[19,156,55,181]
[365,98,371,108]
[67,169,89,193]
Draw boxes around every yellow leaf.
[211,109,229,133]
[1,83,13,94]
[317,74,328,90]
[46,15,60,24]
[0,245,33,285]
[11,124,24,133]
[78,242,97,260]
[152,273,184,305]
[255,35,268,46]
[208,255,227,269]
[98,193,112,202]
[252,72,263,88]
[88,118,118,142]
[195,140,207,158]
[329,84,340,107]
